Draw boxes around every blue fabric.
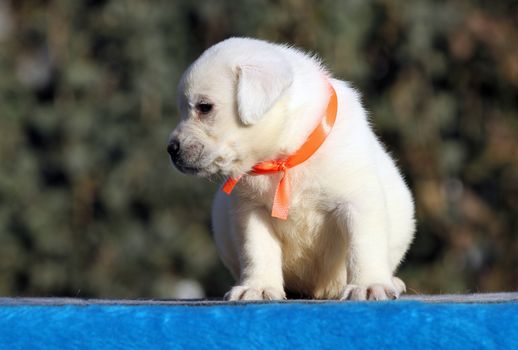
[0,301,517,349]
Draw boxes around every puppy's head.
[168,38,293,178]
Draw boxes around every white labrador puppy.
[168,38,415,300]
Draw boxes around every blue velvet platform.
[0,293,517,349]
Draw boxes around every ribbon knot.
[222,82,338,220]
[259,161,287,173]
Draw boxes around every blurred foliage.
[0,0,516,298]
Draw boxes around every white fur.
[170,38,415,300]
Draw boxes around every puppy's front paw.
[341,277,406,301]
[224,285,286,301]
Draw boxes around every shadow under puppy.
[168,38,415,301]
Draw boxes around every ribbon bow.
[222,82,338,219]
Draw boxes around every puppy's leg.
[225,208,286,301]
[336,196,403,301]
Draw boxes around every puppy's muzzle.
[167,139,204,174]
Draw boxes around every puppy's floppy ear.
[236,55,293,125]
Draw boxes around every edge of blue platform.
[0,293,517,350]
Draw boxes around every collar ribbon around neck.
[222,82,338,220]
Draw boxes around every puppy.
[168,38,415,300]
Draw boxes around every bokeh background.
[0,0,517,298]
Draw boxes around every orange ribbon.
[222,82,338,219]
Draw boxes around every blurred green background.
[0,0,516,298]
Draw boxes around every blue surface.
[0,301,517,349]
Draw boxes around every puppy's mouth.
[172,156,242,179]
[167,140,242,178]
[174,163,202,175]
[170,154,225,177]
[170,154,210,176]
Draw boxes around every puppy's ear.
[236,56,293,125]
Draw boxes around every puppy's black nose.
[167,140,180,160]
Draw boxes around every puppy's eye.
[196,102,213,114]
